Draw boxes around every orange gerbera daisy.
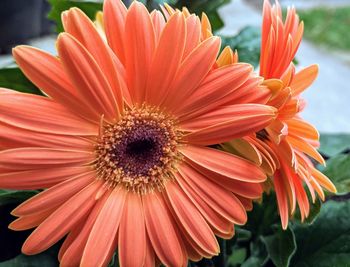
[0,1,276,266]
[225,0,336,229]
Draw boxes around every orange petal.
[143,192,185,267]
[178,163,248,225]
[151,10,166,41]
[286,135,325,165]
[22,180,102,255]
[0,89,97,135]
[176,64,252,119]
[124,1,156,104]
[165,181,219,255]
[61,190,111,267]
[274,170,290,229]
[118,193,146,267]
[183,105,276,145]
[9,208,55,231]
[0,148,93,171]
[163,36,220,110]
[62,8,124,113]
[81,187,126,267]
[311,168,337,193]
[12,172,95,216]
[103,0,127,63]
[180,146,266,183]
[146,12,186,105]
[0,122,93,150]
[57,33,119,121]
[290,64,318,96]
[175,172,234,237]
[287,118,319,140]
[12,46,98,121]
[0,166,91,190]
[184,15,201,58]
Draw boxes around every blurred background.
[1,0,350,134]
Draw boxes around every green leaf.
[228,247,247,266]
[320,154,350,194]
[174,0,230,31]
[0,244,59,267]
[48,0,103,32]
[293,197,322,225]
[221,26,261,67]
[0,68,41,95]
[0,190,38,206]
[262,227,297,267]
[319,134,350,157]
[290,199,350,267]
[241,238,269,267]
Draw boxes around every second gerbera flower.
[1,1,276,266]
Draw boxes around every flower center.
[94,106,183,193]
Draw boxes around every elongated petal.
[62,8,124,112]
[143,192,184,267]
[57,33,119,121]
[180,146,266,183]
[124,1,156,104]
[183,105,276,145]
[287,135,325,165]
[12,46,98,121]
[176,64,252,119]
[103,0,127,63]
[12,172,95,216]
[290,64,318,96]
[81,187,126,267]
[178,163,247,225]
[0,166,91,190]
[119,193,146,267]
[0,148,93,171]
[9,208,55,231]
[0,122,93,150]
[22,180,102,255]
[0,89,97,135]
[163,37,220,110]
[151,10,166,41]
[183,15,201,58]
[175,172,234,238]
[146,12,186,105]
[61,191,111,267]
[287,118,319,140]
[165,181,219,255]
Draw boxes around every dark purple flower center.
[111,124,168,176]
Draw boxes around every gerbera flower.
[0,1,276,266]
[224,0,336,229]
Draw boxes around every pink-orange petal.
[118,193,146,267]
[12,171,95,216]
[165,181,219,255]
[124,1,156,104]
[62,8,124,113]
[57,33,119,121]
[181,145,266,183]
[12,46,98,121]
[178,164,248,225]
[143,192,185,267]
[146,12,186,105]
[22,180,102,255]
[0,166,91,190]
[81,187,126,267]
[183,105,276,145]
[163,36,221,110]
[0,148,93,171]
[103,0,127,64]
[0,89,97,135]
